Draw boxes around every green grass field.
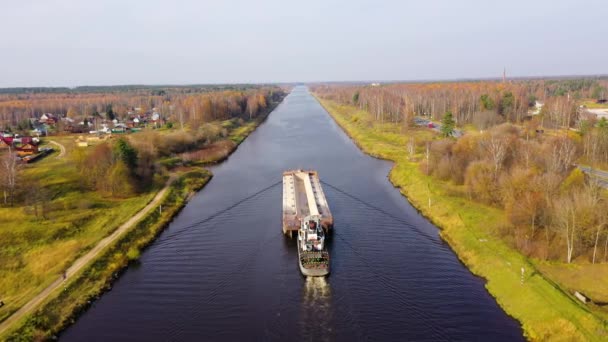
[3,168,211,341]
[316,97,608,341]
[0,136,157,324]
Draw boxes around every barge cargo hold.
[283,170,332,277]
[282,170,333,237]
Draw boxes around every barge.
[282,170,333,237]
[283,170,333,277]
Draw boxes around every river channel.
[62,86,523,341]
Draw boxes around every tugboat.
[297,215,330,277]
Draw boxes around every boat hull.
[299,263,329,277]
[297,239,330,277]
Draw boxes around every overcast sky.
[1,0,606,87]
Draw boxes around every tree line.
[315,79,608,264]
[0,86,287,130]
[313,79,607,130]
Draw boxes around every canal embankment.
[315,96,607,341]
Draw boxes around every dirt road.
[49,140,66,158]
[0,178,173,337]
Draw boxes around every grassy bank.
[4,169,211,341]
[315,97,608,341]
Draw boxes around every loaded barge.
[282,170,333,277]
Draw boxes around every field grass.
[582,100,608,109]
[316,97,608,341]
[3,168,211,341]
[537,262,608,319]
[0,137,156,324]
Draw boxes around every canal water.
[62,86,523,341]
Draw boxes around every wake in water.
[300,277,334,341]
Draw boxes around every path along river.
[62,86,523,341]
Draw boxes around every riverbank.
[0,96,286,341]
[2,169,211,341]
[315,96,607,341]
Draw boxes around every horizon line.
[1,73,607,90]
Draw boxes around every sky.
[1,0,607,87]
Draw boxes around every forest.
[0,85,285,132]
[313,78,608,265]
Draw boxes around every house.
[126,116,143,128]
[14,137,39,156]
[64,124,87,134]
[31,127,47,136]
[62,117,75,124]
[39,113,57,125]
[0,137,13,149]
[99,124,111,134]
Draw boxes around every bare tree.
[1,146,19,206]
[425,141,431,175]
[480,133,508,179]
[548,137,576,174]
[553,194,577,263]
[593,221,606,264]
[407,137,415,161]
[25,181,51,219]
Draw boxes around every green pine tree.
[441,111,455,137]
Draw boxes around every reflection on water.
[300,276,333,341]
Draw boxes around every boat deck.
[282,170,333,235]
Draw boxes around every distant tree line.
[0,86,287,130]
[313,79,607,130]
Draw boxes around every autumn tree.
[465,161,498,204]
[479,131,509,179]
[1,147,19,206]
[546,136,576,174]
[108,160,134,197]
[246,95,260,120]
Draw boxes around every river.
[62,86,523,341]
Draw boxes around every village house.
[14,137,39,156]
[0,135,13,149]
[0,134,39,156]
[39,113,57,125]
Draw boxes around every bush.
[465,160,499,204]
[126,247,140,261]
